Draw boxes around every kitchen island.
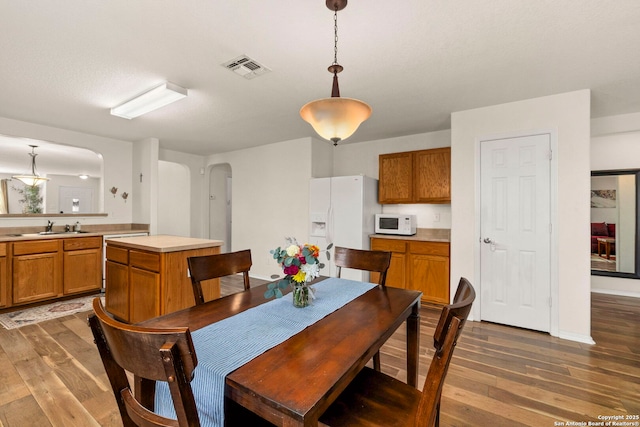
[371,228,451,304]
[105,235,223,323]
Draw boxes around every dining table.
[139,276,422,427]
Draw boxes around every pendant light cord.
[333,9,339,66]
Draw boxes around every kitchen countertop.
[371,228,450,243]
[105,234,224,253]
[0,224,150,242]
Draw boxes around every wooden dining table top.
[139,278,422,427]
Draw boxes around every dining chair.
[334,246,392,371]
[88,298,200,427]
[187,249,252,305]
[318,277,476,427]
[334,246,392,286]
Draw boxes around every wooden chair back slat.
[334,246,392,286]
[187,249,252,305]
[88,298,200,427]
[415,277,475,427]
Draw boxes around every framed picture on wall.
[590,189,616,208]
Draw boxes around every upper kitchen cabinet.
[378,152,414,203]
[378,147,451,204]
[414,148,451,203]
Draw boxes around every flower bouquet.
[265,238,331,307]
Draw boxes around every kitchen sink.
[38,230,90,235]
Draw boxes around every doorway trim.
[473,129,560,337]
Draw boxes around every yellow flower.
[286,244,300,257]
[292,270,306,283]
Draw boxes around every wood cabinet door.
[13,252,63,305]
[414,147,451,203]
[0,255,7,308]
[379,152,414,204]
[105,260,129,322]
[409,253,450,304]
[385,252,407,289]
[129,267,161,323]
[63,248,102,294]
[370,238,407,289]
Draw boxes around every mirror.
[0,134,104,215]
[591,169,640,279]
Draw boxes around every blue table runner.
[154,277,376,426]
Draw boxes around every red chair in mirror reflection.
[591,222,615,259]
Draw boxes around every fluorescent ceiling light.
[110,82,188,119]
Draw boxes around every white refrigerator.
[309,175,381,282]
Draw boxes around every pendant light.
[300,0,371,146]
[12,145,50,186]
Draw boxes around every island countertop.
[105,234,224,253]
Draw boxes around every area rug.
[0,294,103,330]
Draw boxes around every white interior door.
[480,134,551,332]
[59,186,94,213]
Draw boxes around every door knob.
[483,237,493,244]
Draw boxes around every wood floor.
[0,278,638,426]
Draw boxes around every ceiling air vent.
[222,55,271,80]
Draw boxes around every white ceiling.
[1,1,640,157]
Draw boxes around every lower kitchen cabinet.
[407,241,450,304]
[63,236,103,294]
[105,257,129,321]
[371,238,407,289]
[12,239,63,305]
[130,266,161,323]
[0,243,7,308]
[2,236,104,309]
[371,237,450,304]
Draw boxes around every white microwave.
[375,214,417,236]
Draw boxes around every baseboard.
[250,274,284,284]
[558,330,596,345]
[591,288,640,298]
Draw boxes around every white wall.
[451,89,592,343]
[157,160,190,237]
[311,136,334,178]
[0,116,133,227]
[132,138,159,234]
[207,137,314,280]
[591,129,640,296]
[160,148,206,238]
[333,130,453,229]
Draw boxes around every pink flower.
[284,265,299,275]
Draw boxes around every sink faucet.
[46,220,54,232]
[65,224,71,232]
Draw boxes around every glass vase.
[291,284,310,308]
